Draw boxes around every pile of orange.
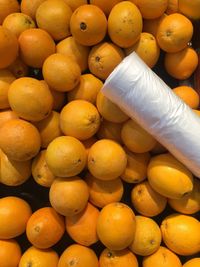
[0,0,199,266]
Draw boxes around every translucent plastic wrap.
[101,52,200,178]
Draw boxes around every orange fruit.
[56,36,90,72]
[99,248,138,267]
[65,202,99,246]
[36,0,73,41]
[45,136,87,177]
[0,109,18,126]
[156,13,193,53]
[19,246,59,267]
[88,139,127,180]
[32,149,56,188]
[70,4,107,46]
[63,0,87,11]
[164,47,198,80]
[129,215,161,256]
[8,57,29,78]
[49,176,89,217]
[178,0,200,20]
[0,0,20,25]
[183,258,200,267]
[88,41,125,80]
[142,14,167,37]
[0,239,22,267]
[0,118,41,161]
[131,180,167,217]
[0,68,16,109]
[85,172,124,208]
[161,213,200,255]
[97,202,136,250]
[97,119,123,144]
[18,28,56,68]
[20,0,46,20]
[58,244,99,267]
[166,0,178,14]
[142,246,182,267]
[0,26,19,69]
[8,77,53,122]
[121,119,156,153]
[89,0,123,17]
[147,153,194,199]
[0,196,32,239]
[108,1,143,48]
[125,32,160,68]
[42,53,81,92]
[67,73,103,104]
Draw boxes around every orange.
[131,180,167,217]
[121,119,156,153]
[147,153,194,199]
[97,202,136,250]
[63,0,87,11]
[58,244,99,267]
[166,0,178,14]
[172,85,200,109]
[142,13,167,37]
[88,42,125,80]
[161,213,200,255]
[45,136,87,177]
[99,248,138,267]
[26,207,65,249]
[0,239,21,267]
[0,109,18,127]
[0,196,32,239]
[8,57,29,78]
[88,139,127,180]
[85,172,124,208]
[8,77,53,122]
[142,246,182,267]
[19,246,59,267]
[67,73,103,104]
[96,91,129,123]
[0,26,19,69]
[49,176,89,216]
[42,53,81,92]
[20,0,46,20]
[129,215,161,256]
[0,118,41,161]
[32,149,56,188]
[70,4,107,46]
[0,69,16,109]
[108,1,143,48]
[18,28,56,68]
[65,202,99,246]
[178,0,200,20]
[2,12,36,38]
[56,36,90,72]
[125,32,160,68]
[0,0,20,24]
[89,0,123,17]
[97,119,123,144]
[156,13,193,53]
[36,0,73,41]
[183,258,200,267]
[193,109,200,116]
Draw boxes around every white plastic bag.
[101,52,200,178]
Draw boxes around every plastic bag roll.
[101,52,200,178]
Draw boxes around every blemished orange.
[166,0,178,14]
[142,246,182,267]
[108,1,143,48]
[88,41,125,80]
[64,0,87,11]
[0,26,19,69]
[147,153,194,199]
[178,0,200,20]
[172,85,200,109]
[85,172,124,208]
[183,258,200,267]
[0,69,16,109]
[19,246,59,267]
[20,0,46,20]
[8,57,29,78]
[26,207,65,249]
[36,0,73,41]
[45,136,87,177]
[0,118,41,161]
[156,13,193,53]
[0,0,20,24]
[97,119,123,144]
[88,139,127,180]
[0,239,22,267]
[99,248,139,267]
[49,176,89,217]
[65,202,99,246]
[0,109,18,127]
[42,53,81,92]
[58,244,99,267]
[142,14,167,37]
[56,36,90,72]
[8,77,53,122]
[18,28,56,68]
[0,196,32,239]
[67,73,103,104]
[131,180,167,217]
[97,202,136,250]
[70,4,107,46]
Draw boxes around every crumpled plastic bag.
[101,52,200,178]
